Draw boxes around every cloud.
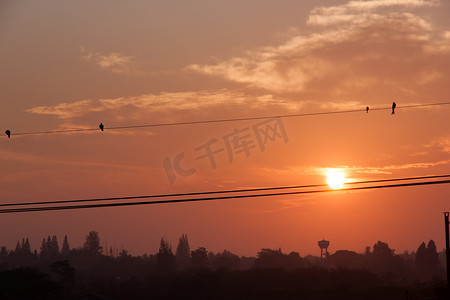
[307,0,437,27]
[25,90,306,120]
[350,160,450,174]
[81,47,141,75]
[187,0,449,96]
[426,137,450,153]
[310,159,450,176]
[187,33,337,92]
[26,99,99,119]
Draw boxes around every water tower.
[318,239,330,260]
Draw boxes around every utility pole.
[445,212,450,290]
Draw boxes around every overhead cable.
[1,174,449,208]
[4,102,450,138]
[0,178,449,214]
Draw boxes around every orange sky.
[0,0,449,257]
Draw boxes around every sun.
[326,169,346,189]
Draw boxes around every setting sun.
[326,169,345,189]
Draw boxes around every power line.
[1,178,449,214]
[4,102,450,137]
[1,174,449,208]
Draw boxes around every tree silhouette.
[365,241,405,276]
[330,250,363,269]
[119,249,131,259]
[415,242,427,272]
[191,247,209,269]
[372,241,394,257]
[0,246,8,258]
[0,246,8,269]
[426,240,440,273]
[415,240,441,280]
[40,235,59,260]
[40,238,47,257]
[254,248,299,269]
[51,236,59,254]
[286,252,305,269]
[210,250,240,271]
[175,234,191,271]
[23,238,31,255]
[156,238,176,273]
[83,231,102,255]
[15,241,21,254]
[61,235,70,257]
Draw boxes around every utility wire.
[1,178,449,214]
[1,174,449,208]
[4,102,450,137]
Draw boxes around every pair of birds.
[4,123,105,138]
[366,102,396,114]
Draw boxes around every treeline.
[328,240,444,281]
[1,232,445,280]
[0,232,447,299]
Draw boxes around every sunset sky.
[0,0,449,257]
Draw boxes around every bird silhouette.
[5,130,10,138]
[99,123,104,131]
[366,106,369,113]
[391,102,396,115]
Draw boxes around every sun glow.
[326,169,345,189]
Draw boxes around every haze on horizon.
[0,0,449,257]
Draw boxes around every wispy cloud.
[310,159,450,176]
[26,99,100,119]
[425,137,450,153]
[187,0,449,96]
[25,90,306,120]
[351,160,450,174]
[81,47,141,76]
[307,0,437,27]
